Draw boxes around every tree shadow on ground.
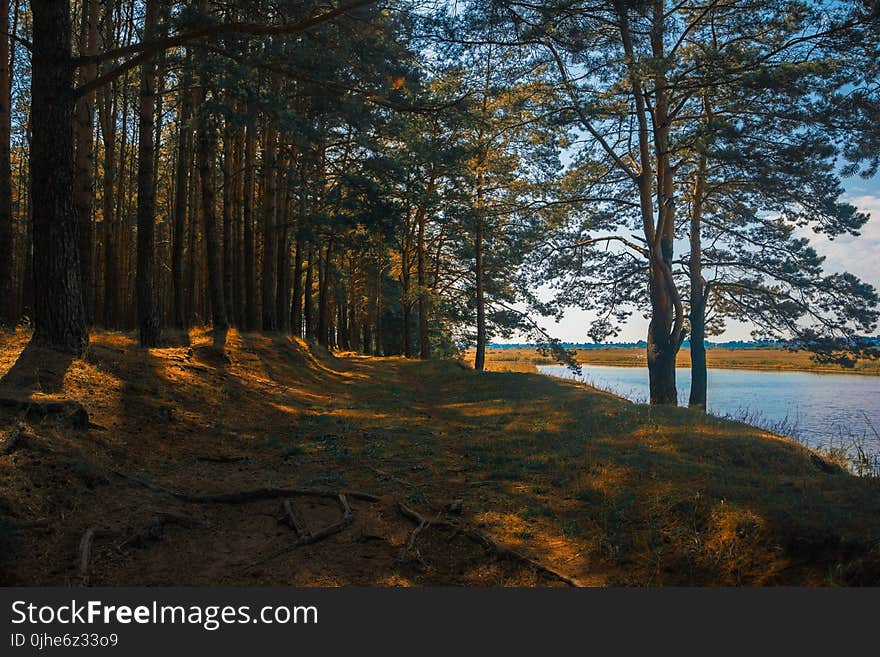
[0,340,75,395]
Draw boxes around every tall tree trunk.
[243,115,257,330]
[99,82,118,328]
[135,0,161,347]
[304,243,314,340]
[30,0,88,354]
[0,0,14,328]
[197,111,227,332]
[291,224,304,338]
[172,52,192,329]
[74,0,98,326]
[400,233,412,358]
[317,239,332,346]
[275,153,291,332]
[222,117,234,322]
[232,117,245,328]
[688,151,709,411]
[261,121,278,330]
[474,222,486,371]
[417,206,429,360]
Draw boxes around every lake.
[537,364,880,464]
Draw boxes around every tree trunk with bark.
[0,0,14,328]
[261,120,278,331]
[474,221,486,371]
[135,0,161,347]
[688,151,709,411]
[74,0,98,326]
[30,0,88,354]
[243,116,257,330]
[172,52,192,329]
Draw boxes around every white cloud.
[810,194,880,291]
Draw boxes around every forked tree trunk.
[30,0,88,354]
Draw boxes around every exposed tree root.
[397,502,584,587]
[281,499,312,540]
[243,493,354,570]
[107,470,581,586]
[111,470,380,505]
[78,527,112,586]
[78,528,96,583]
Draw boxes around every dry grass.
[478,346,880,375]
[1,328,878,587]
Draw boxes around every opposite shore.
[478,347,880,376]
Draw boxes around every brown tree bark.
[191,32,226,334]
[135,0,161,347]
[172,51,192,329]
[197,111,227,332]
[688,150,709,411]
[243,115,257,330]
[416,189,432,360]
[222,116,235,323]
[74,0,98,326]
[304,243,314,340]
[0,0,14,328]
[275,150,291,332]
[474,222,486,371]
[261,119,278,331]
[30,0,88,354]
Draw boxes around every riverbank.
[479,346,880,375]
[1,329,879,586]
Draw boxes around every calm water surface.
[537,364,880,458]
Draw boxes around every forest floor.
[480,346,880,374]
[1,328,879,587]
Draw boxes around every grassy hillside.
[480,346,880,375]
[1,328,878,586]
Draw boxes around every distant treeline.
[489,338,880,351]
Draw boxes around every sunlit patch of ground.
[0,329,878,587]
